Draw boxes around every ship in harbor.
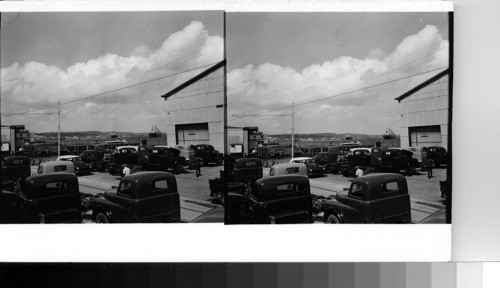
[149,125,162,138]
[383,127,396,140]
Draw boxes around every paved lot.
[31,162,447,223]
[31,165,223,223]
[262,165,447,223]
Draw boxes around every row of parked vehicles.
[210,145,447,224]
[209,157,414,224]
[1,155,183,224]
[80,143,223,176]
[0,143,224,224]
[281,145,448,178]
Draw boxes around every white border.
[0,224,450,262]
[0,0,452,262]
[0,1,453,12]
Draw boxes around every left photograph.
[0,11,226,223]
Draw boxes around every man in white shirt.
[122,165,131,177]
[355,166,364,178]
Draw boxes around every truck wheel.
[341,169,349,177]
[174,162,183,174]
[95,212,110,223]
[325,214,341,224]
[407,165,417,176]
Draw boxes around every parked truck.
[226,175,314,224]
[0,173,83,224]
[90,171,181,223]
[209,157,263,205]
[313,173,411,224]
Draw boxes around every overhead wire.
[3,61,222,117]
[3,38,224,115]
[229,65,448,121]
[230,46,449,118]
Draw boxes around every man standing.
[424,147,434,179]
[370,141,383,171]
[194,155,202,177]
[137,139,149,169]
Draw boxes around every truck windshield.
[349,183,363,199]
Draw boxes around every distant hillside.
[35,131,143,138]
[269,133,379,139]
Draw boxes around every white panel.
[457,263,482,288]
[431,263,456,288]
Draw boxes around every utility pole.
[58,101,61,157]
[291,102,295,159]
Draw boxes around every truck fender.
[92,206,112,222]
[323,208,345,223]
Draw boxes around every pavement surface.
[31,163,447,224]
[262,166,447,223]
[31,165,223,223]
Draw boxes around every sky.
[1,11,224,133]
[226,12,450,135]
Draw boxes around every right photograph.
[224,12,452,224]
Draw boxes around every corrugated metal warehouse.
[161,60,226,153]
[395,68,450,150]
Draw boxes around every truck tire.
[174,162,183,174]
[325,213,341,224]
[407,165,417,176]
[95,212,110,223]
[341,168,350,177]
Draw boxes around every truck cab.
[380,148,419,175]
[320,173,411,224]
[0,173,82,223]
[226,175,314,224]
[209,158,263,205]
[91,171,181,223]
[148,146,187,174]
[2,155,31,190]
[107,146,139,176]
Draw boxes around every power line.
[232,46,449,117]
[3,61,222,116]
[104,39,224,91]
[229,66,448,121]
[3,38,223,115]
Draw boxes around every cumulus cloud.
[1,21,223,132]
[228,25,449,134]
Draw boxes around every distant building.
[227,126,263,155]
[395,68,450,150]
[161,60,225,153]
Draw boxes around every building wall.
[398,74,449,150]
[164,67,225,153]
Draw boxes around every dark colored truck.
[380,148,419,176]
[226,175,314,224]
[90,171,181,223]
[313,152,343,174]
[108,146,187,176]
[193,144,223,166]
[107,146,139,176]
[80,150,111,172]
[341,148,373,177]
[316,173,411,224]
[2,156,31,190]
[209,158,263,205]
[0,173,83,224]
[426,146,447,168]
[148,146,187,174]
